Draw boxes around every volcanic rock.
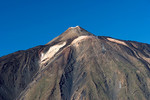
[0,26,150,100]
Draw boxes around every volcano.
[0,26,150,100]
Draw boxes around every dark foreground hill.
[0,26,150,100]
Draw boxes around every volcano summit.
[0,26,150,100]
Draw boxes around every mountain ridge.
[46,26,94,45]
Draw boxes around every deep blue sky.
[0,0,150,57]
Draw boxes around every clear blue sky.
[0,0,150,57]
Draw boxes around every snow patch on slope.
[71,36,95,47]
[41,42,66,63]
[72,36,89,44]
[107,38,128,47]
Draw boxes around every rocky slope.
[0,26,150,100]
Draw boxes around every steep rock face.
[0,26,150,100]
[0,46,44,100]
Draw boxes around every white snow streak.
[107,38,128,47]
[72,36,89,44]
[41,42,66,63]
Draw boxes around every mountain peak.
[65,26,82,32]
[65,26,92,35]
[68,25,80,29]
[47,26,93,45]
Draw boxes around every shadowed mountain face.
[0,26,150,100]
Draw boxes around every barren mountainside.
[0,26,150,100]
